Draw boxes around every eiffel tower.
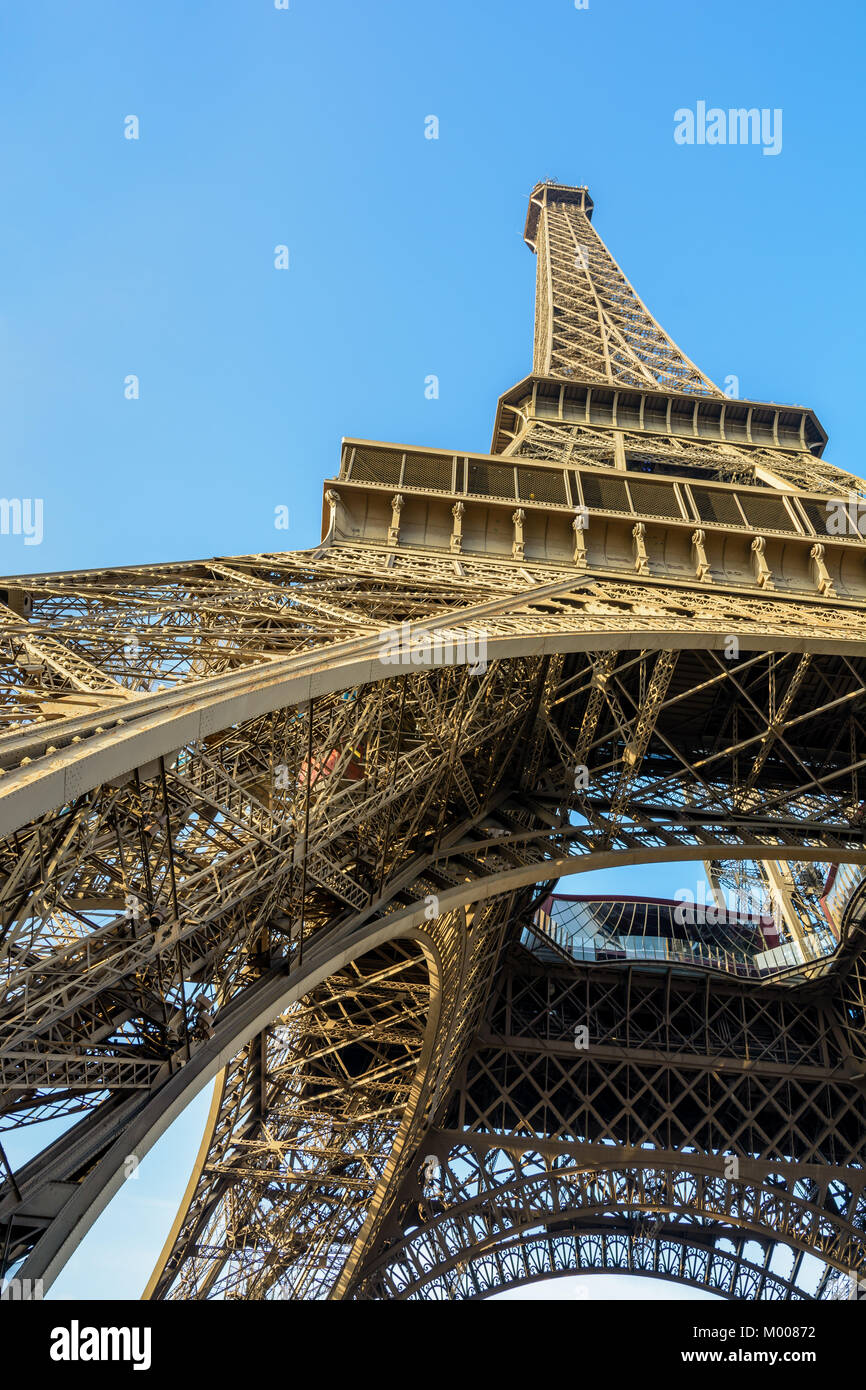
[1,180,866,1303]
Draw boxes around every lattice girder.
[352,942,866,1300]
[1,180,865,1302]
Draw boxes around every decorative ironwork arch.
[380,1232,810,1302]
[1,180,865,1303]
[356,1150,863,1300]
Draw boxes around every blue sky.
[1,0,862,1300]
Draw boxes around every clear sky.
[2,0,862,1301]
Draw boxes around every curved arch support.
[357,1153,865,1301]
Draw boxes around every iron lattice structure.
[1,180,865,1302]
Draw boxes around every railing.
[822,863,865,936]
[525,913,833,980]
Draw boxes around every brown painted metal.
[0,182,864,1302]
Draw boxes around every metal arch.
[146,890,526,1302]
[384,1231,812,1302]
[145,932,445,1302]
[1,178,865,1302]
[2,611,866,842]
[9,916,446,1292]
[347,907,866,1300]
[4,828,866,1292]
[355,1154,866,1300]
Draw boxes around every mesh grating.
[516,467,567,505]
[580,472,631,513]
[626,479,682,519]
[401,454,454,491]
[800,497,853,537]
[468,462,516,500]
[691,487,745,527]
[738,493,797,533]
[349,450,403,486]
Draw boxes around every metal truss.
[0,181,865,1302]
[508,181,863,498]
[354,933,866,1300]
[524,182,721,394]
[503,414,866,497]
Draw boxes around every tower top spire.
[524,181,594,249]
[523,177,719,396]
